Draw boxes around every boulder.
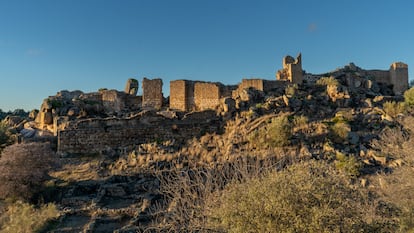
[3,115,23,127]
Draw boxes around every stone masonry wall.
[239,79,285,92]
[194,82,221,111]
[142,78,163,109]
[169,80,195,111]
[58,113,220,154]
[102,90,126,113]
[366,70,390,84]
[240,79,264,91]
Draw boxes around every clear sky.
[0,0,413,111]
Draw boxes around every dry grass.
[0,201,59,233]
[316,76,340,86]
[383,101,405,118]
[208,161,387,233]
[151,153,299,232]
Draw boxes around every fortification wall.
[240,79,264,91]
[366,70,390,84]
[194,82,221,111]
[57,113,220,154]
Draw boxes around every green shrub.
[209,161,381,232]
[316,76,339,86]
[383,101,405,117]
[249,115,292,148]
[404,87,414,106]
[0,201,59,233]
[334,152,362,177]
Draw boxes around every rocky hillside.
[0,64,414,232]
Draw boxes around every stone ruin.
[27,54,410,155]
[142,78,163,109]
[326,61,409,95]
[169,80,236,112]
[277,53,303,84]
[125,78,139,95]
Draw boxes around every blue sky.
[0,0,413,111]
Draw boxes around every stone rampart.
[57,111,220,154]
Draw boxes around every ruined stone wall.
[239,79,264,91]
[142,78,163,109]
[169,80,196,111]
[80,92,103,103]
[389,62,409,95]
[366,70,390,84]
[57,113,220,154]
[194,82,221,111]
[170,80,228,112]
[366,63,409,95]
[125,95,141,111]
[102,90,126,113]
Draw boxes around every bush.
[383,101,405,118]
[404,87,414,106]
[316,76,339,86]
[334,152,362,177]
[249,115,292,148]
[330,121,351,143]
[209,161,382,232]
[0,201,59,233]
[292,115,309,129]
[0,143,56,201]
[154,155,295,231]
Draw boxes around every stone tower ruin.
[276,53,303,84]
[389,62,409,95]
[142,78,163,109]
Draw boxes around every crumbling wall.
[170,80,229,111]
[101,90,126,113]
[365,62,408,95]
[239,79,265,91]
[170,80,196,111]
[57,113,220,154]
[366,70,390,84]
[277,53,303,84]
[194,82,221,111]
[142,78,163,109]
[238,79,285,92]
